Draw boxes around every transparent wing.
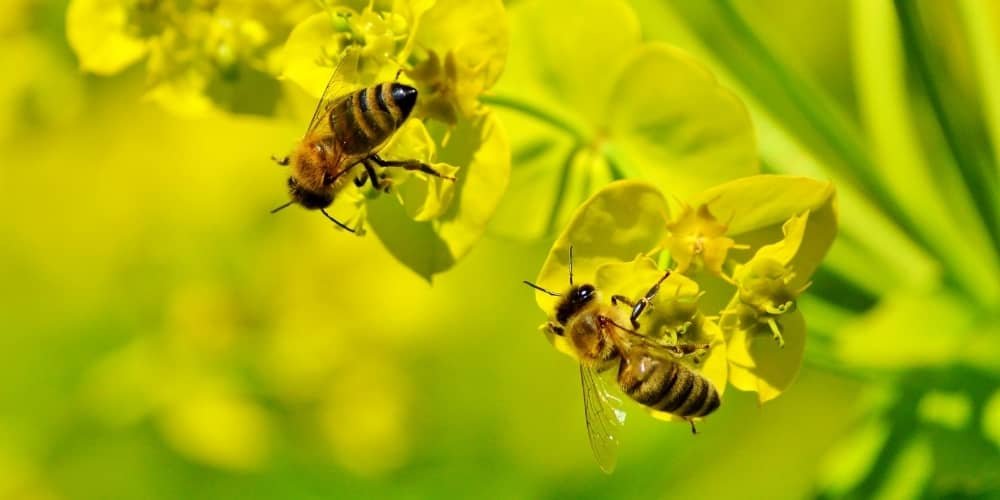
[306,49,363,135]
[580,364,627,474]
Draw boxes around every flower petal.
[533,180,669,311]
[607,43,758,197]
[726,308,806,403]
[693,174,838,293]
[367,110,509,279]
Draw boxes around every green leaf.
[959,0,1000,183]
[67,0,148,75]
[984,390,1000,449]
[817,419,891,497]
[851,0,1000,308]
[834,288,1000,374]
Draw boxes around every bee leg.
[627,270,673,328]
[611,295,635,308]
[353,171,369,188]
[546,322,565,336]
[319,208,357,234]
[370,154,457,181]
[687,418,698,434]
[362,160,382,190]
[664,343,711,359]
[271,155,289,166]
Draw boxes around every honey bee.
[524,247,721,473]
[271,54,456,232]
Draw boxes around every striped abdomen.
[617,351,719,418]
[329,82,417,157]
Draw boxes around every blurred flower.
[81,282,274,471]
[317,357,412,476]
[158,381,273,471]
[66,0,315,115]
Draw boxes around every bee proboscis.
[271,52,455,232]
[524,247,721,473]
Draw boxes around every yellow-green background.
[2,1,998,499]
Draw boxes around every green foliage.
[634,0,1000,496]
[1,0,994,498]
[487,0,757,240]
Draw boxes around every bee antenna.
[270,201,294,214]
[568,245,575,286]
[523,280,560,297]
[320,208,357,233]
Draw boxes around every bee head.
[555,284,597,325]
[390,83,417,120]
[287,177,333,210]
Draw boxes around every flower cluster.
[531,176,837,415]
[280,0,510,279]
[68,0,512,279]
[67,0,316,114]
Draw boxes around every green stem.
[895,0,1000,259]
[480,94,589,143]
[714,0,873,185]
[713,1,937,247]
[545,145,581,234]
[601,142,639,181]
[715,0,986,302]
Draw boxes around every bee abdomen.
[657,368,720,418]
[618,358,678,407]
[618,357,721,418]
[330,83,403,156]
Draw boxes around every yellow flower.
[67,0,315,114]
[720,212,816,403]
[594,257,728,423]
[532,175,837,406]
[407,0,508,123]
[663,202,747,278]
[281,0,510,279]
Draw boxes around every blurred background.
[1,0,998,499]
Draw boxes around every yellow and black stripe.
[618,356,720,418]
[329,82,418,157]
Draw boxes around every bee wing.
[306,49,363,135]
[580,364,627,474]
